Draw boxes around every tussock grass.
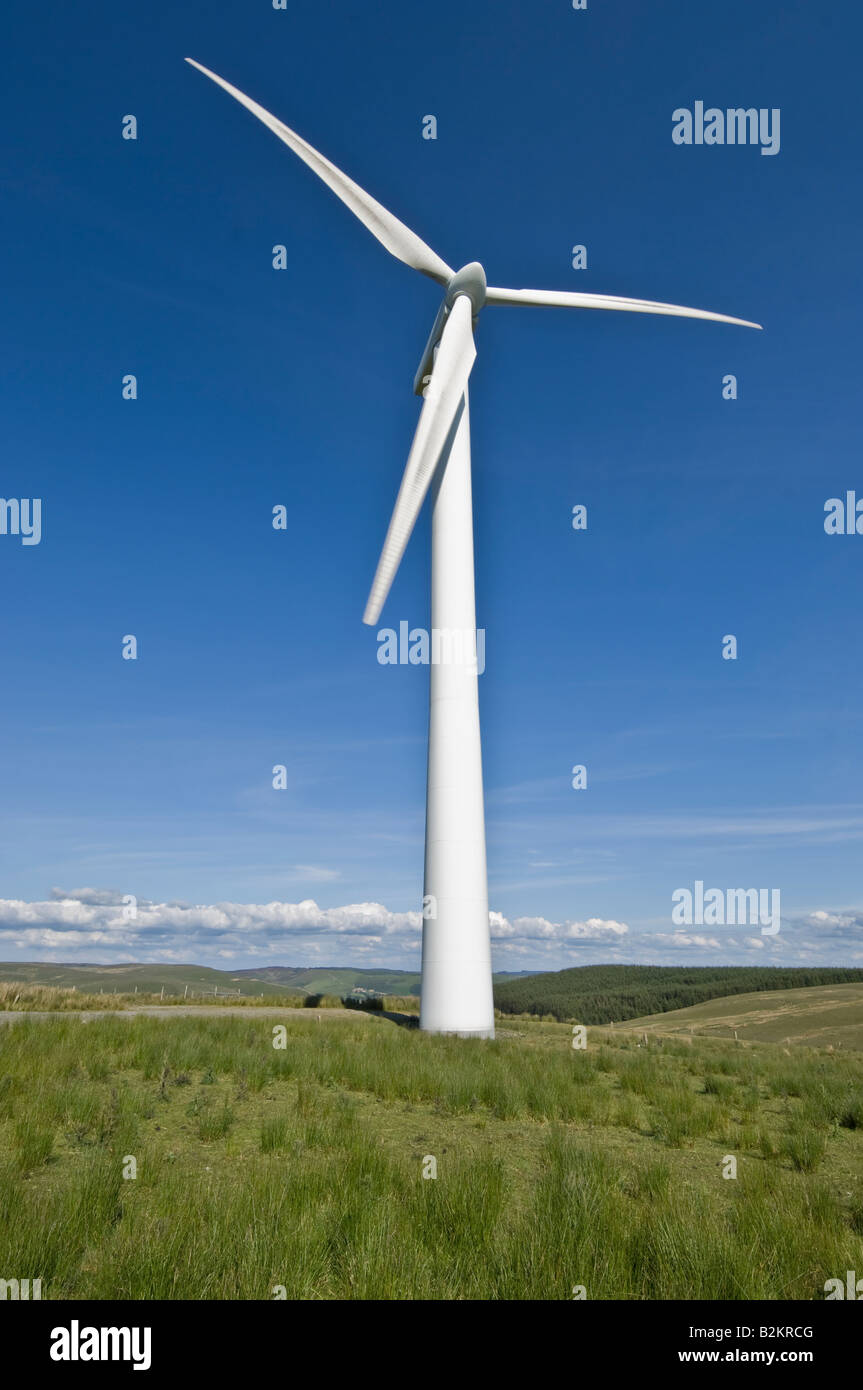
[0,983,345,1012]
[781,1126,828,1173]
[12,1117,55,1171]
[0,1014,860,1298]
[0,983,165,1012]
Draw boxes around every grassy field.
[0,982,421,1017]
[0,983,345,1013]
[621,982,863,1051]
[1,1009,861,1299]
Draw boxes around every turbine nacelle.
[446,262,487,316]
[413,263,486,397]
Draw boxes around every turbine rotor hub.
[446,262,487,316]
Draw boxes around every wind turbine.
[187,58,761,1039]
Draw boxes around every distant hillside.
[493,965,863,1025]
[235,967,535,993]
[0,961,535,1000]
[232,966,423,996]
[622,982,863,1051]
[0,962,290,998]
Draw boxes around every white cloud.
[50,886,128,906]
[491,914,628,942]
[652,933,724,950]
[0,892,628,966]
[0,892,858,971]
[804,909,861,933]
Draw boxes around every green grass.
[0,981,421,1016]
[620,982,863,1051]
[0,1012,861,1299]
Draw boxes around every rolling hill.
[619,982,863,1050]
[493,964,863,1024]
[0,962,417,998]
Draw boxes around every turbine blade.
[185,59,454,286]
[363,295,476,626]
[485,285,761,330]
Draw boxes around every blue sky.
[1,0,861,971]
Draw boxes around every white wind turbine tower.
[187,59,761,1039]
